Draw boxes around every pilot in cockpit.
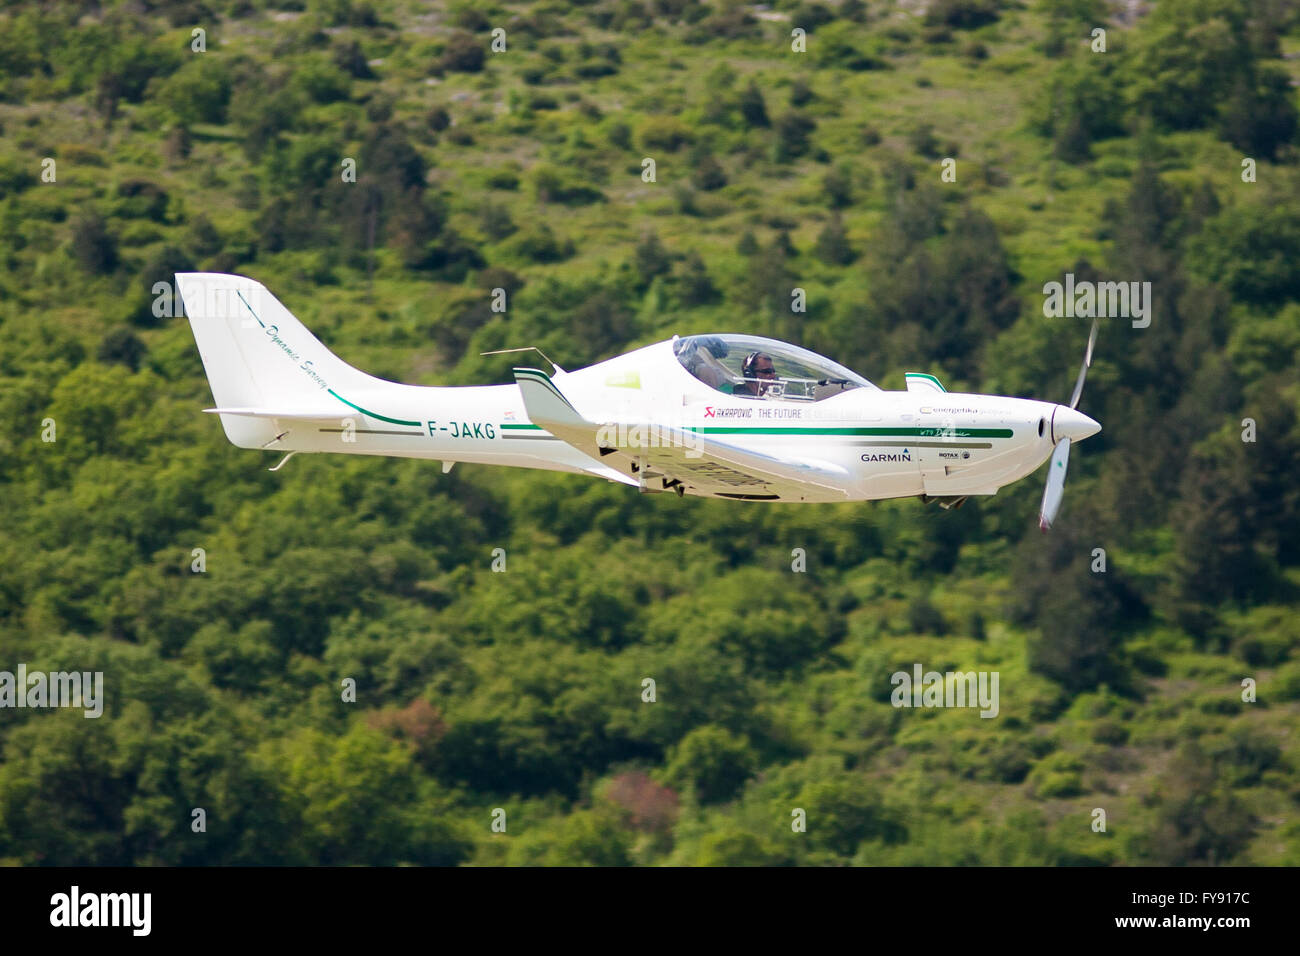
[736,351,778,397]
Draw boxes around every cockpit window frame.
[673,333,877,401]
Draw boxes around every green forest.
[1,0,1298,866]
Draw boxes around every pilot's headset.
[742,352,764,380]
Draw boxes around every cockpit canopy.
[673,334,876,401]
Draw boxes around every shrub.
[636,116,694,152]
[926,0,1001,29]
[773,110,816,161]
[160,59,232,124]
[96,327,147,372]
[508,224,574,263]
[814,214,855,265]
[663,727,757,804]
[690,153,727,191]
[1028,752,1085,798]
[440,31,485,73]
[737,80,769,128]
[333,38,374,79]
[69,209,118,275]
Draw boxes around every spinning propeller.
[1038,319,1101,532]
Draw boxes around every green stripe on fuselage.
[686,426,1013,438]
[326,389,422,427]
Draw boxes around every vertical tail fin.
[177,272,379,447]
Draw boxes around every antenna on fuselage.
[480,346,564,375]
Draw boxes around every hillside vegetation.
[0,0,1298,865]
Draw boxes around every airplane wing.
[513,367,850,499]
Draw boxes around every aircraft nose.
[1052,405,1101,442]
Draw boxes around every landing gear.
[636,456,666,494]
[920,494,968,510]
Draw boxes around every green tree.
[96,327,146,372]
[663,727,757,804]
[737,79,769,128]
[160,59,232,125]
[693,830,791,866]
[774,110,816,162]
[814,213,855,265]
[262,725,470,865]
[440,32,485,73]
[1132,741,1257,865]
[69,209,118,275]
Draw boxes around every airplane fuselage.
[179,273,1100,508]
[230,339,1085,503]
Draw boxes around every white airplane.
[178,273,1100,529]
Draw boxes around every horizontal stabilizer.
[204,407,348,420]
